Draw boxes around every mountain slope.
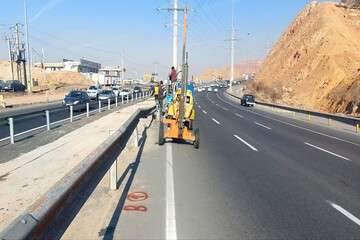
[250,2,360,116]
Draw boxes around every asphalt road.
[0,96,136,141]
[168,89,360,239]
[162,90,360,239]
[59,89,360,239]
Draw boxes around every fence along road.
[0,91,151,145]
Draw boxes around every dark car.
[3,80,26,92]
[133,86,142,94]
[63,90,90,110]
[241,94,255,107]
[0,80,6,91]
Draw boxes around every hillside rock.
[250,2,360,116]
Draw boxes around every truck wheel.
[194,128,200,149]
[158,122,165,146]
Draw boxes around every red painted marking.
[123,205,147,212]
[127,192,148,202]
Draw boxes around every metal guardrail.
[0,106,156,240]
[225,91,360,132]
[0,91,152,145]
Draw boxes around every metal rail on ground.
[0,91,152,144]
[225,91,360,133]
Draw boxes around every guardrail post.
[121,95,124,105]
[108,99,111,110]
[99,101,102,113]
[46,110,50,131]
[86,103,90,117]
[70,106,73,123]
[115,96,118,107]
[109,158,118,190]
[9,118,14,144]
[357,124,359,134]
[308,112,311,122]
[132,93,135,102]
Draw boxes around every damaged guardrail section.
[0,106,155,240]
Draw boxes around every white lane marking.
[234,135,258,152]
[202,110,207,115]
[328,201,360,227]
[212,118,221,125]
[216,93,360,148]
[166,143,177,240]
[255,122,272,130]
[235,113,244,118]
[198,105,202,109]
[305,142,351,161]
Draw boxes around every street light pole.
[230,0,235,91]
[173,0,178,71]
[24,0,33,91]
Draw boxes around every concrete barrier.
[0,106,156,240]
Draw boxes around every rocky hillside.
[249,2,360,116]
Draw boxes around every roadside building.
[98,66,122,85]
[34,58,101,74]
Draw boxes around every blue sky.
[0,0,312,77]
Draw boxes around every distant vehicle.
[119,89,131,99]
[98,90,116,102]
[214,88,218,93]
[0,80,6,91]
[63,90,90,110]
[3,80,26,92]
[207,87,213,92]
[133,86,142,94]
[241,94,255,107]
[87,85,101,100]
[112,86,121,96]
[197,88,203,92]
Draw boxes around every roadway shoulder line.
[234,135,258,152]
[216,92,360,148]
[212,118,221,125]
[202,110,207,115]
[305,142,351,161]
[166,143,177,240]
[235,113,244,118]
[255,122,272,130]
[328,201,360,227]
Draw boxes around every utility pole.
[24,0,33,91]
[121,53,125,87]
[229,0,236,91]
[6,36,15,81]
[157,0,180,80]
[14,23,26,86]
[173,0,178,70]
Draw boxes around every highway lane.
[0,97,137,141]
[165,91,360,239]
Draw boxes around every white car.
[207,87,213,92]
[87,86,101,100]
[119,89,131,100]
[214,88,218,93]
[112,86,121,96]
